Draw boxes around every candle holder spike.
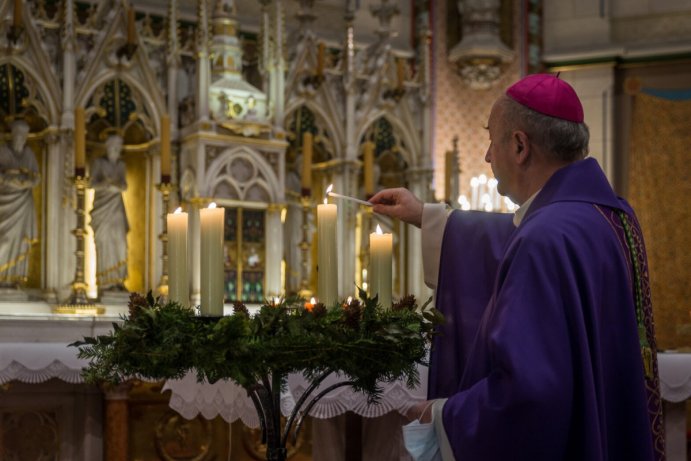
[156,181,175,298]
[298,195,313,299]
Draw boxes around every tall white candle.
[317,198,338,306]
[470,177,479,210]
[369,224,392,309]
[478,174,488,209]
[200,202,225,316]
[167,207,189,307]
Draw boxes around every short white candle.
[200,202,225,316]
[317,198,338,306]
[167,207,189,306]
[369,224,392,310]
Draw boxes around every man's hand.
[369,188,424,228]
[406,399,434,424]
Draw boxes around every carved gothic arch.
[0,58,59,128]
[358,111,417,168]
[284,100,343,159]
[78,72,163,141]
[75,2,166,125]
[203,146,281,204]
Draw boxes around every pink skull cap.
[506,73,584,123]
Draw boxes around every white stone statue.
[89,135,129,292]
[0,120,40,287]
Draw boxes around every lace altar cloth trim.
[0,343,88,384]
[162,370,428,427]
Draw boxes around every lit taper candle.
[317,194,338,306]
[167,207,189,306]
[200,202,225,316]
[369,224,392,309]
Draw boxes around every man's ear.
[513,131,530,165]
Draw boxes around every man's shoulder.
[516,201,618,250]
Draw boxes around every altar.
[2,320,690,461]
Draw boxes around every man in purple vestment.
[370,74,664,460]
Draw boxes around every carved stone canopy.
[448,0,514,90]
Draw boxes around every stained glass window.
[0,64,29,121]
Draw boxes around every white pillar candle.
[369,224,392,310]
[167,207,189,307]
[200,202,225,316]
[317,198,338,306]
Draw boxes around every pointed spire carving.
[370,0,400,41]
[62,0,76,51]
[197,0,210,54]
[166,0,180,66]
[295,0,317,33]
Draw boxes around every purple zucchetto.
[506,74,584,123]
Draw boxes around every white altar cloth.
[658,352,691,402]
[3,340,690,460]
[657,352,691,461]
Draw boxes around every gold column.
[102,382,132,461]
[54,175,104,314]
[156,182,174,298]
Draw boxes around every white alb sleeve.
[432,399,455,460]
[421,203,451,289]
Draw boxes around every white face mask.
[402,419,442,461]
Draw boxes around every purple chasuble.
[430,158,664,460]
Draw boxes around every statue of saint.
[89,134,129,292]
[0,120,40,287]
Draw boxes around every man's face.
[484,98,514,199]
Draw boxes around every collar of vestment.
[522,158,626,225]
[513,191,539,227]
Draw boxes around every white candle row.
[320,186,393,309]
[167,203,225,316]
[464,175,517,212]
[167,193,394,314]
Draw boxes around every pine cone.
[312,302,327,318]
[343,298,362,329]
[392,294,417,311]
[127,292,148,318]
[233,301,249,317]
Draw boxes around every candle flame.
[346,296,353,304]
[323,198,327,205]
[174,207,182,214]
[310,297,316,304]
[209,202,217,209]
[326,184,333,194]
[376,224,383,235]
